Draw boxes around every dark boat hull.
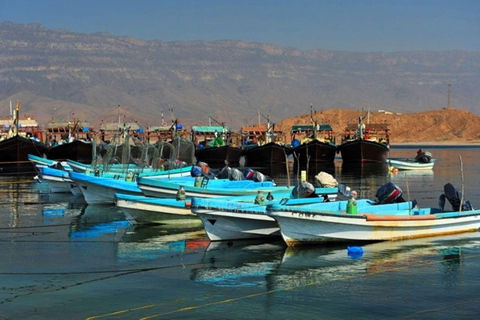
[244,142,289,167]
[0,135,47,175]
[338,139,389,163]
[47,140,93,163]
[291,140,337,170]
[195,145,243,168]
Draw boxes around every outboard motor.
[439,183,473,211]
[243,168,256,180]
[292,181,316,198]
[415,150,433,163]
[375,182,406,204]
[229,168,245,181]
[216,166,231,179]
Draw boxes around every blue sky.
[0,0,478,52]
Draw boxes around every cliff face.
[0,22,479,130]
[276,108,480,143]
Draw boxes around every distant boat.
[0,102,47,175]
[338,115,390,163]
[387,150,435,170]
[192,120,243,168]
[387,158,435,170]
[242,113,289,167]
[45,118,94,163]
[290,124,337,169]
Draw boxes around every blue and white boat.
[66,158,192,176]
[267,183,479,246]
[28,154,72,171]
[191,194,339,241]
[69,168,195,204]
[137,176,338,199]
[69,171,146,204]
[37,166,80,195]
[114,193,200,225]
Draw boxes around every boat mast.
[13,101,20,136]
[310,104,318,140]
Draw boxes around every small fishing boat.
[114,193,200,225]
[137,175,338,199]
[191,194,337,241]
[387,150,435,170]
[37,166,80,194]
[267,183,480,246]
[28,154,72,171]
[69,171,194,204]
[387,158,435,170]
[69,171,144,204]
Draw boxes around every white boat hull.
[116,198,199,225]
[268,209,480,246]
[193,208,280,241]
[387,158,435,170]
[74,180,140,204]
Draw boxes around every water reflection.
[190,240,286,287]
[188,232,480,293]
[269,233,480,290]
[117,224,209,261]
[69,204,129,241]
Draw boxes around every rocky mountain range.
[0,21,479,132]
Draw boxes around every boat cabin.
[291,124,335,147]
[342,122,389,145]
[241,124,286,147]
[191,125,232,148]
[0,115,44,142]
[45,119,93,147]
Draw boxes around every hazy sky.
[0,0,479,52]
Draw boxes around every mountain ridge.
[0,21,479,133]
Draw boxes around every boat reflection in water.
[41,194,87,225]
[68,204,129,241]
[117,224,209,262]
[269,232,480,291]
[189,233,480,293]
[190,240,286,287]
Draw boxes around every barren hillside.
[276,108,480,143]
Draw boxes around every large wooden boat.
[242,118,289,168]
[192,123,243,168]
[290,124,337,169]
[45,119,94,163]
[338,117,390,163]
[0,102,46,175]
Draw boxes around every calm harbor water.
[1,146,480,319]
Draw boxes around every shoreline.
[391,142,480,147]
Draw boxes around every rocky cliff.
[276,108,480,143]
